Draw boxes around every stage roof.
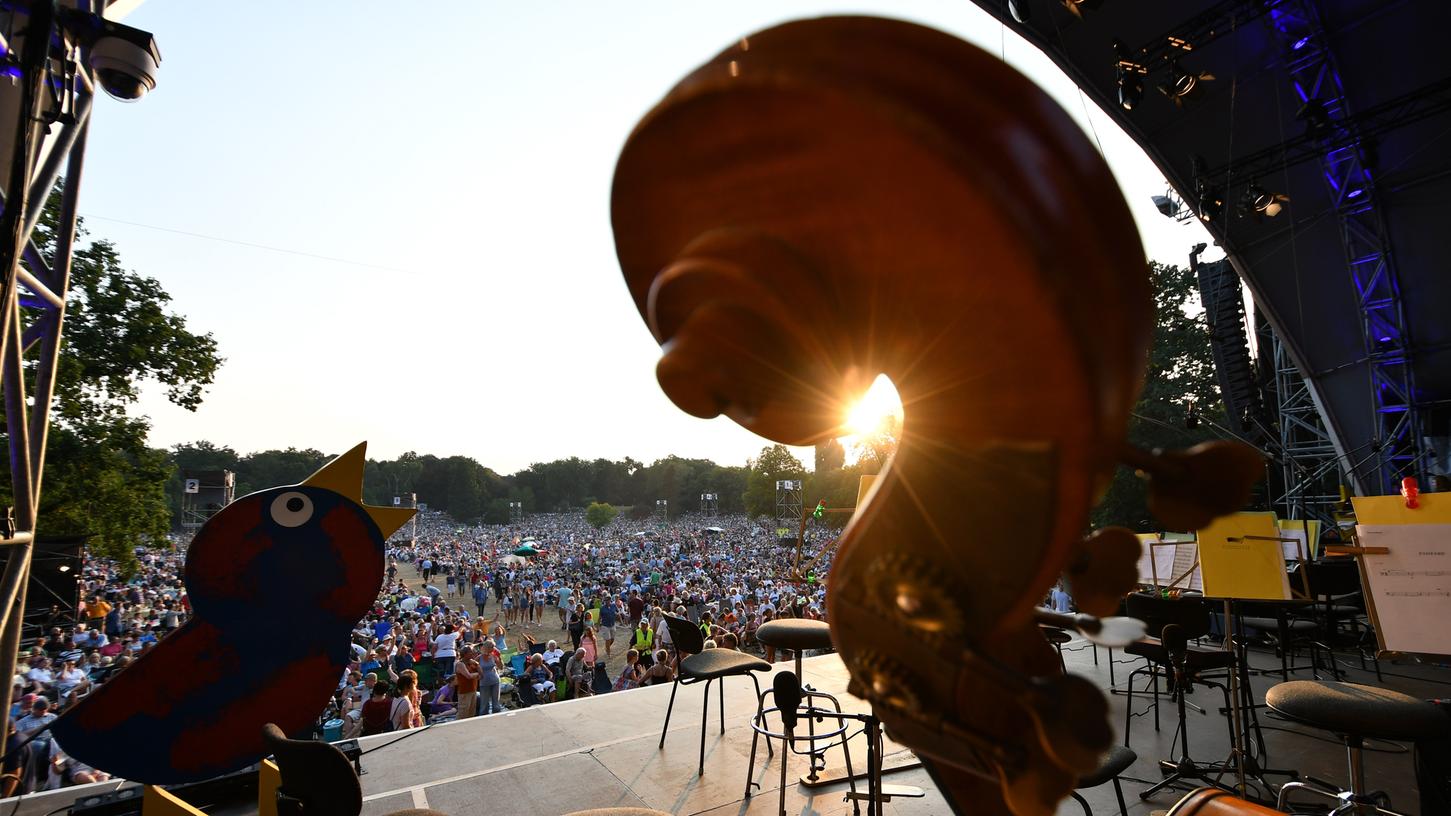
[976,0,1451,493]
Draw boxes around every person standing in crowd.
[627,589,645,629]
[472,582,488,618]
[631,617,654,668]
[598,597,617,660]
[432,622,459,678]
[477,638,504,716]
[567,603,586,651]
[454,646,479,719]
[556,583,573,631]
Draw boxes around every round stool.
[756,619,834,681]
[747,619,855,800]
[1268,680,1449,814]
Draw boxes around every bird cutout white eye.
[270,492,314,528]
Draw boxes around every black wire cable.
[357,718,442,757]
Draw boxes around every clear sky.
[81,1,1215,475]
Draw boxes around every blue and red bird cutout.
[50,443,413,784]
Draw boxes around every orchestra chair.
[261,723,362,816]
[1235,598,1326,681]
[1121,593,1234,746]
[658,614,771,776]
[1041,625,1072,672]
[1070,744,1136,816]
[1268,680,1450,815]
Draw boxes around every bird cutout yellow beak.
[303,442,415,538]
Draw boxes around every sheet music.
[1167,541,1202,592]
[1279,529,1309,562]
[1135,535,1158,585]
[1136,536,1199,589]
[1356,524,1451,655]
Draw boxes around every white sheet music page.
[1356,524,1451,655]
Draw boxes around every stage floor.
[7,638,1447,815]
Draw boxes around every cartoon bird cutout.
[51,443,413,784]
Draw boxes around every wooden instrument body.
[614,16,1159,816]
[1167,788,1289,815]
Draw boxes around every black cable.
[357,719,442,757]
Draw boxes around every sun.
[841,373,903,440]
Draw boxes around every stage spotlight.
[1009,0,1031,24]
[1196,186,1224,223]
[1061,0,1102,19]
[1243,184,1289,218]
[1297,98,1332,138]
[1160,61,1213,106]
[1118,69,1143,110]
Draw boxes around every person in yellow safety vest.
[632,618,654,666]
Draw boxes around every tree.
[743,444,807,518]
[17,190,221,573]
[850,415,900,475]
[585,501,619,530]
[1092,261,1225,530]
[814,438,844,473]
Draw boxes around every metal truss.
[0,0,99,740]
[774,479,802,534]
[699,492,718,516]
[1266,329,1343,527]
[1266,1,1427,495]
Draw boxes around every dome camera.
[87,20,160,102]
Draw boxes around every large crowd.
[333,510,831,738]
[2,508,835,793]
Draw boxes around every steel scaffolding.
[774,479,802,533]
[1267,2,1428,494]
[0,0,102,741]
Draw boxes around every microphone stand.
[1140,625,1234,799]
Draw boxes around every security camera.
[87,19,160,102]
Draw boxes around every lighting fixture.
[1242,183,1289,218]
[1009,0,1031,24]
[1197,188,1224,222]
[1151,193,1181,219]
[1160,61,1214,106]
[1113,40,1146,111]
[1061,0,1102,19]
[1117,69,1143,110]
[1296,98,1332,138]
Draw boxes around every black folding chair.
[658,614,770,775]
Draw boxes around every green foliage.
[585,501,619,530]
[1091,261,1225,530]
[814,439,844,473]
[744,444,807,518]
[13,189,222,573]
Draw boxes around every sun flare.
[841,373,904,441]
